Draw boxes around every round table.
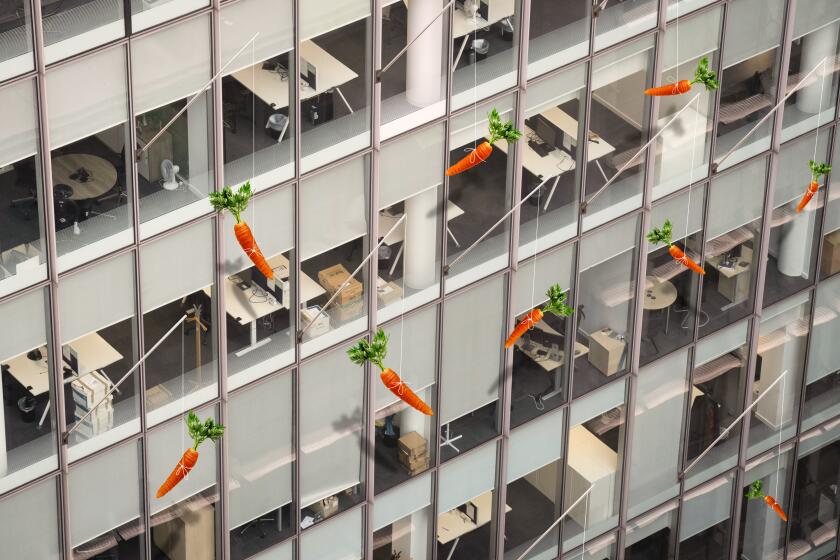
[51,154,118,201]
[644,278,677,334]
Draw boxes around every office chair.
[9,161,38,219]
[239,513,276,539]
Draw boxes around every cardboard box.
[588,328,626,376]
[301,306,330,339]
[318,264,363,304]
[71,371,112,409]
[377,278,403,306]
[309,495,339,519]
[398,431,428,459]
[400,454,429,475]
[146,384,173,408]
[821,230,840,277]
[330,298,364,323]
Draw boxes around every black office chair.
[9,161,38,219]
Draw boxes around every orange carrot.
[764,495,789,522]
[349,330,434,415]
[746,480,788,523]
[505,284,573,349]
[796,161,831,213]
[156,412,224,499]
[210,182,274,280]
[648,220,705,276]
[445,108,522,177]
[645,57,719,96]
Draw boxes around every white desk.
[437,490,512,553]
[566,425,617,527]
[2,348,49,397]
[232,41,358,112]
[452,0,516,38]
[515,320,589,371]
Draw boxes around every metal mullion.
[291,0,302,553]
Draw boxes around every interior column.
[406,0,443,108]
[187,94,211,194]
[403,188,438,290]
[796,21,839,114]
[777,202,814,277]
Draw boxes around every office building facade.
[0,0,839,558]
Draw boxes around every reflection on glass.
[0,476,60,558]
[563,532,617,560]
[624,501,678,560]
[594,0,656,52]
[372,473,432,560]
[41,0,123,64]
[666,0,716,20]
[678,472,734,560]
[0,0,32,81]
[301,506,363,560]
[802,274,840,431]
[131,0,209,32]
[527,0,589,78]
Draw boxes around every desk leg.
[446,226,461,248]
[334,87,354,114]
[389,243,405,277]
[446,537,460,560]
[234,321,272,357]
[543,175,561,211]
[38,401,50,429]
[665,306,670,335]
[453,36,470,70]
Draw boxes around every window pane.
[0,287,58,494]
[0,1,32,81]
[131,0,209,32]
[0,476,60,558]
[666,0,717,19]
[802,273,840,431]
[446,96,515,291]
[819,128,840,281]
[47,46,133,272]
[441,275,505,461]
[301,506,362,560]
[220,0,295,190]
[678,472,734,560]
[299,0,371,172]
[140,220,218,426]
[42,0,123,64]
[527,0,588,78]
[0,79,46,298]
[373,473,432,560]
[520,63,586,257]
[583,36,654,230]
[229,372,294,559]
[594,0,656,52]
[564,532,617,560]
[450,0,520,110]
[624,501,678,560]
[224,185,295,388]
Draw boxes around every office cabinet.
[588,328,626,376]
[821,230,840,277]
[138,128,174,183]
[152,503,215,560]
[566,426,617,527]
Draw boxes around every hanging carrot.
[647,219,705,276]
[445,108,522,177]
[746,480,788,522]
[209,182,274,280]
[505,284,574,349]
[796,160,831,213]
[348,329,433,416]
[644,57,720,96]
[156,412,224,498]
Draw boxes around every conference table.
[51,154,118,200]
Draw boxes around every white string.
[775,372,785,498]
[181,319,186,478]
[684,94,701,241]
[811,60,827,165]
[580,488,590,558]
[530,186,542,307]
[472,10,478,151]
[398,214,406,376]
[251,39,256,231]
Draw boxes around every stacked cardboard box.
[318,264,363,303]
[377,277,403,306]
[398,431,429,475]
[71,370,114,439]
[301,306,330,339]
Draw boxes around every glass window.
[140,219,218,426]
[450,0,520,110]
[229,372,294,559]
[628,350,689,518]
[677,472,735,560]
[300,342,364,524]
[46,46,134,272]
[789,421,840,559]
[714,0,785,171]
[527,0,589,78]
[737,444,795,560]
[299,0,371,172]
[0,287,58,494]
[802,273,840,431]
[583,36,654,230]
[68,440,144,558]
[299,156,369,356]
[379,123,445,319]
[374,306,437,495]
[132,15,214,238]
[747,293,809,458]
[624,501,678,560]
[440,275,505,461]
[131,0,209,32]
[520,63,587,257]
[666,0,717,19]
[819,128,840,281]
[684,321,748,488]
[301,506,362,560]
[0,0,32,81]
[573,215,640,397]
[510,243,575,428]
[594,0,656,52]
[764,130,830,306]
[564,532,617,560]
[41,0,123,64]
[380,1,448,137]
[59,252,139,459]
[446,95,515,291]
[642,187,705,365]
[373,473,433,560]
[504,408,564,560]
[220,0,295,191]
[0,78,47,298]
[781,0,840,142]
[148,404,220,559]
[437,441,499,560]
[653,7,722,200]
[251,540,294,560]
[0,475,60,558]
[223,185,295,388]
[563,379,626,551]
[700,157,766,337]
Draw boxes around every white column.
[391,515,413,558]
[777,201,814,277]
[0,386,6,476]
[187,94,211,195]
[404,188,438,290]
[406,0,443,108]
[796,21,839,114]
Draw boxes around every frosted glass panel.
[373,472,432,530]
[438,442,497,514]
[507,408,565,483]
[301,506,362,560]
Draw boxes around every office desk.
[706,255,751,304]
[379,201,464,275]
[232,40,358,112]
[52,154,118,200]
[267,254,326,305]
[68,332,124,375]
[515,320,589,371]
[566,425,617,527]
[2,347,49,397]
[452,0,516,38]
[643,278,677,334]
[437,490,512,550]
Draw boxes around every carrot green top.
[487,108,523,146]
[186,411,225,451]
[647,219,675,248]
[809,160,831,182]
[691,57,720,91]
[348,328,389,372]
[209,181,253,224]
[745,480,766,500]
[542,284,574,317]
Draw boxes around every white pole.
[406,0,444,107]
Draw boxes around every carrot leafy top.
[691,57,720,91]
[487,108,523,146]
[209,181,253,224]
[809,160,831,182]
[348,328,388,372]
[647,219,674,248]
[543,284,575,317]
[186,411,225,451]
[745,480,766,500]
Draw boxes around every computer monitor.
[457,501,478,523]
[300,58,317,90]
[63,345,79,374]
[477,0,489,20]
[533,114,559,150]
